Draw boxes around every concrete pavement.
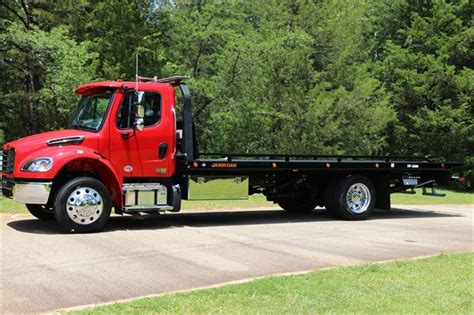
[1,204,472,313]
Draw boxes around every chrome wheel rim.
[346,183,371,213]
[66,187,103,225]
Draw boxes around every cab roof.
[75,76,188,95]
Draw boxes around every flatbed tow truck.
[0,76,462,232]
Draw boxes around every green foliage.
[0,0,472,186]
[73,253,473,314]
[1,22,96,138]
[164,1,395,155]
[369,0,473,186]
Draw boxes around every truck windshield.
[69,90,114,131]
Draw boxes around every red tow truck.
[0,76,461,232]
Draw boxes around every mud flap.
[373,174,391,210]
[168,184,181,212]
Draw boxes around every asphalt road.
[1,204,472,313]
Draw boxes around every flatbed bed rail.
[200,152,433,163]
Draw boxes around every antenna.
[135,52,139,92]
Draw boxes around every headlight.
[21,158,53,172]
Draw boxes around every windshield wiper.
[70,123,84,130]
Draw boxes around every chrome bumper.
[1,177,52,204]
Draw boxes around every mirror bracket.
[134,117,145,132]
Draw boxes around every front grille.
[1,149,15,173]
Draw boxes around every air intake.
[47,136,84,146]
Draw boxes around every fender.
[17,146,123,209]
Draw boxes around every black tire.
[331,175,376,220]
[26,204,55,221]
[53,177,112,233]
[277,198,317,213]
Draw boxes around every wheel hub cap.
[66,187,103,225]
[346,183,371,214]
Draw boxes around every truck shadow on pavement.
[6,207,463,235]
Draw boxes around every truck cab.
[1,78,185,232]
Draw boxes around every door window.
[117,92,161,129]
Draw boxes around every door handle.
[159,143,168,159]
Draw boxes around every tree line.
[0,0,472,186]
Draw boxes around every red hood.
[3,129,99,153]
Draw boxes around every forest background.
[1,0,472,186]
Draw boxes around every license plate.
[403,178,419,186]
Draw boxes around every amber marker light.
[375,163,380,168]
[192,162,199,168]
[272,163,277,168]
[326,163,331,168]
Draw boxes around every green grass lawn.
[71,252,473,314]
[391,188,473,205]
[0,188,471,214]
[0,196,28,213]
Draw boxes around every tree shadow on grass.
[6,207,463,235]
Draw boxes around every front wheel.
[53,177,112,233]
[330,176,376,220]
[26,204,55,221]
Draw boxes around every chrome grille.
[1,149,15,173]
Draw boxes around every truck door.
[109,90,174,178]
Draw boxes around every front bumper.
[1,177,52,204]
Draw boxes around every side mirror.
[134,104,145,131]
[136,104,145,118]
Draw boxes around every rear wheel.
[329,176,375,220]
[53,177,112,233]
[277,198,317,213]
[26,204,55,221]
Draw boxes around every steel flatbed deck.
[184,153,461,173]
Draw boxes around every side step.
[122,183,181,214]
[124,205,174,214]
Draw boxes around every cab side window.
[143,92,161,126]
[117,92,162,129]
